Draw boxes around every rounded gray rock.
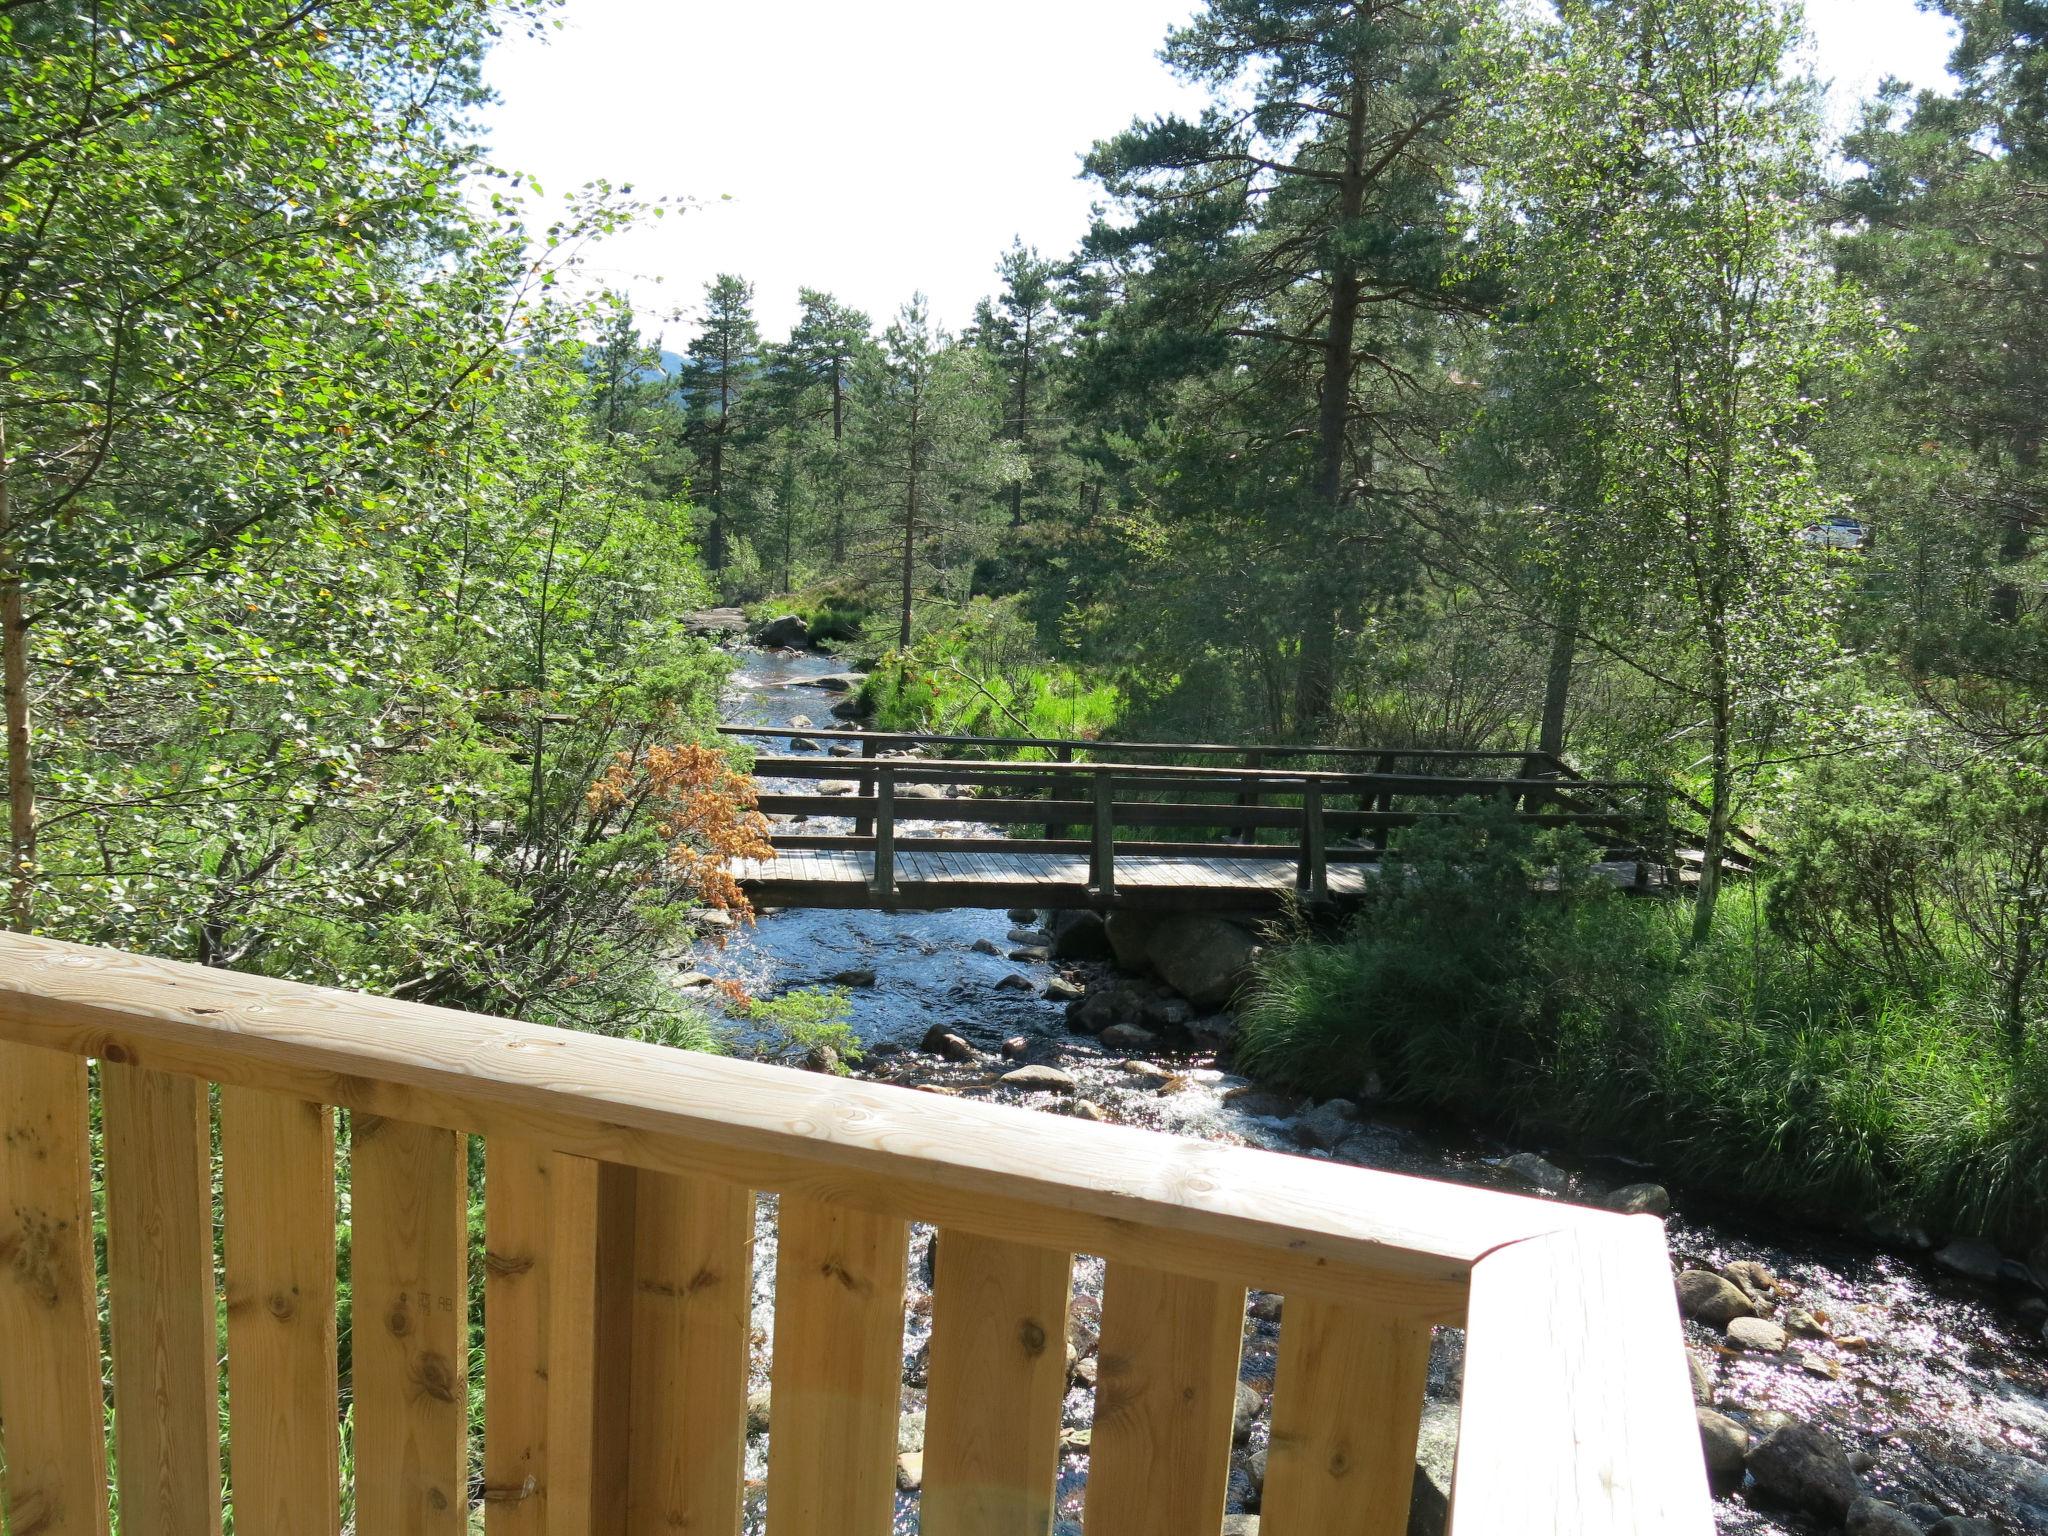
[1677,1270,1759,1327]
[1846,1498,1925,1536]
[1746,1421,1860,1521]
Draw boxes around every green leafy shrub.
[1236,807,2048,1245]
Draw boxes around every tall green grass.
[1235,808,2048,1246]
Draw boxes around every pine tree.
[857,298,1001,647]
[677,275,762,572]
[1081,0,1494,728]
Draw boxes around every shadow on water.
[702,649,2048,1536]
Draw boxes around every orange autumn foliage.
[585,742,774,924]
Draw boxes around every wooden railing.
[734,743,1677,900]
[0,932,1710,1535]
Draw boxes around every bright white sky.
[481,0,1959,346]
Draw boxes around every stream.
[693,647,2048,1536]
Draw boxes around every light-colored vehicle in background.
[1798,515,1869,551]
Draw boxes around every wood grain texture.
[1450,1221,1714,1536]
[221,1087,340,1536]
[919,1232,1071,1536]
[764,1195,909,1536]
[626,1171,753,1536]
[0,932,1656,1318]
[0,1042,110,1536]
[351,1115,469,1536]
[541,1157,638,1536]
[1261,1297,1432,1536]
[541,1154,599,1536]
[483,1139,551,1534]
[1084,1263,1244,1536]
[102,1064,221,1536]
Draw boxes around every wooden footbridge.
[722,727,1752,913]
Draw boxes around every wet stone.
[1503,1152,1571,1194]
[1604,1182,1671,1216]
[995,972,1035,992]
[1001,1064,1076,1092]
[1677,1270,1758,1327]
[1746,1421,1861,1522]
[829,966,876,988]
[1846,1497,1924,1536]
[1698,1408,1749,1477]
[1099,1023,1157,1052]
[1935,1239,2006,1285]
[1727,1316,1789,1353]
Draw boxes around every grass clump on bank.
[1235,803,2048,1248]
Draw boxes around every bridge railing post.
[1090,770,1116,899]
[1045,742,1075,841]
[1371,752,1397,854]
[853,736,880,839]
[1296,780,1327,900]
[1234,749,1265,844]
[870,765,896,898]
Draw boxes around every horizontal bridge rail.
[718,722,1578,770]
[0,932,1711,1535]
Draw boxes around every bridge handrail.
[745,753,1663,796]
[718,722,1577,769]
[0,932,1710,1535]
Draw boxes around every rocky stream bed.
[693,644,2048,1536]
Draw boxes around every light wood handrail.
[0,932,1711,1535]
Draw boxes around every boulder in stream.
[1001,1064,1076,1093]
[1099,1023,1157,1052]
[1846,1498,1924,1536]
[1935,1239,2006,1285]
[1727,1316,1789,1353]
[830,966,876,988]
[1503,1152,1571,1194]
[1049,909,1114,960]
[1677,1270,1759,1327]
[1604,1182,1671,1216]
[752,613,810,648]
[1745,1421,1860,1522]
[1292,1098,1357,1152]
[1698,1408,1749,1477]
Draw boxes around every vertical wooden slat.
[1260,1298,1432,1536]
[221,1087,340,1536]
[0,1042,109,1536]
[351,1115,469,1536]
[1084,1263,1244,1536]
[102,1064,221,1536]
[920,1231,1071,1536]
[764,1195,909,1536]
[870,765,896,897]
[483,1140,552,1533]
[543,1157,635,1536]
[627,1171,754,1536]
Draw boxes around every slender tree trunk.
[0,416,31,933]
[1691,638,1734,945]
[1010,312,1032,528]
[1537,586,1582,761]
[830,353,848,562]
[1294,79,1370,731]
[899,395,921,650]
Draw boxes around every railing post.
[1371,752,1397,853]
[870,765,895,898]
[1045,742,1075,841]
[853,735,879,839]
[1297,780,1327,899]
[1090,770,1116,899]
[1234,748,1265,844]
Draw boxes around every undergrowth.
[1234,804,2048,1247]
